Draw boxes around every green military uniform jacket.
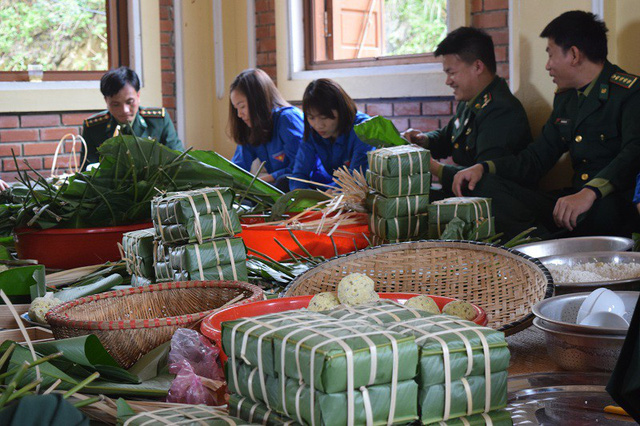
[81,107,183,165]
[424,76,532,192]
[488,61,640,196]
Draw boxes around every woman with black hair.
[290,79,373,190]
[229,69,304,191]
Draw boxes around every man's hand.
[258,173,275,183]
[552,188,597,231]
[401,128,428,146]
[0,180,8,191]
[429,158,443,176]
[452,164,484,197]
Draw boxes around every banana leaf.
[188,149,283,205]
[0,339,173,396]
[54,273,122,302]
[269,189,331,221]
[0,264,45,304]
[354,115,408,148]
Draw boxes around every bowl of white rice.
[541,251,640,294]
[515,236,633,259]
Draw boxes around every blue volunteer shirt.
[231,106,304,180]
[634,173,640,204]
[290,111,373,190]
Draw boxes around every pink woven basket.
[46,280,264,368]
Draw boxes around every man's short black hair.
[100,66,140,97]
[434,27,496,74]
[540,10,608,63]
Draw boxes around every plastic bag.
[166,328,227,405]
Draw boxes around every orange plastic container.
[201,293,488,362]
[15,222,152,269]
[238,212,370,262]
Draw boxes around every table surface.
[506,326,562,375]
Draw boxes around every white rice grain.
[547,261,640,283]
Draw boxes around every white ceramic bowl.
[576,288,626,324]
[579,311,629,328]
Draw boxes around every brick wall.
[0,5,178,183]
[254,0,510,135]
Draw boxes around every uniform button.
[575,135,582,142]
[582,159,587,164]
[453,143,459,149]
[581,173,589,181]
[600,134,605,140]
[465,128,472,135]
[465,146,470,151]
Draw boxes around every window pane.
[0,0,108,72]
[383,0,447,56]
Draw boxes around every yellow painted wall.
[180,0,249,155]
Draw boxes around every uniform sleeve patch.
[610,72,638,89]
[272,151,285,162]
[139,108,166,118]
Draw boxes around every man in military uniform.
[403,27,532,197]
[453,11,640,239]
[81,66,183,166]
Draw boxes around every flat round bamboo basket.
[284,240,554,335]
[46,280,264,368]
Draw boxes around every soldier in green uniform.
[403,27,532,197]
[453,11,640,239]
[81,66,183,166]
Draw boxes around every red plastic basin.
[201,293,488,362]
[15,222,152,269]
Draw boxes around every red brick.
[162,96,176,109]
[366,103,392,117]
[21,114,60,128]
[64,140,86,154]
[0,144,21,156]
[161,58,173,71]
[260,66,277,81]
[162,82,175,96]
[161,45,174,58]
[159,6,170,19]
[409,117,440,131]
[495,45,508,62]
[422,101,452,116]
[3,156,45,172]
[62,113,91,126]
[160,32,172,45]
[23,143,59,156]
[390,118,409,132]
[257,12,275,26]
[488,29,509,45]
[257,52,270,65]
[484,0,508,10]
[471,0,483,13]
[160,20,173,32]
[257,38,276,53]
[497,63,509,79]
[40,127,79,141]
[393,102,421,116]
[2,171,42,183]
[472,11,507,29]
[0,116,19,128]
[256,26,270,39]
[256,0,270,12]
[162,72,176,84]
[1,129,38,142]
[44,154,81,170]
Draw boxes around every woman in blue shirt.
[229,69,304,191]
[634,173,640,215]
[290,78,373,190]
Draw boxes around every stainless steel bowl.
[533,317,625,371]
[541,251,640,293]
[515,236,633,259]
[532,290,637,335]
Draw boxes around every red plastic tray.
[201,292,488,362]
[15,222,152,269]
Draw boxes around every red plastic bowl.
[201,293,488,362]
[15,222,152,269]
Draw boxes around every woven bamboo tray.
[46,280,264,368]
[284,240,554,335]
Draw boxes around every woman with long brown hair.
[229,68,304,190]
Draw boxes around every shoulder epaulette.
[83,112,110,127]
[473,93,492,111]
[610,72,638,89]
[139,108,166,118]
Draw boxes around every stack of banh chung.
[222,298,511,425]
[427,197,495,240]
[366,145,431,244]
[121,228,156,286]
[152,187,247,282]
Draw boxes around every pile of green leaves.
[3,135,281,230]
